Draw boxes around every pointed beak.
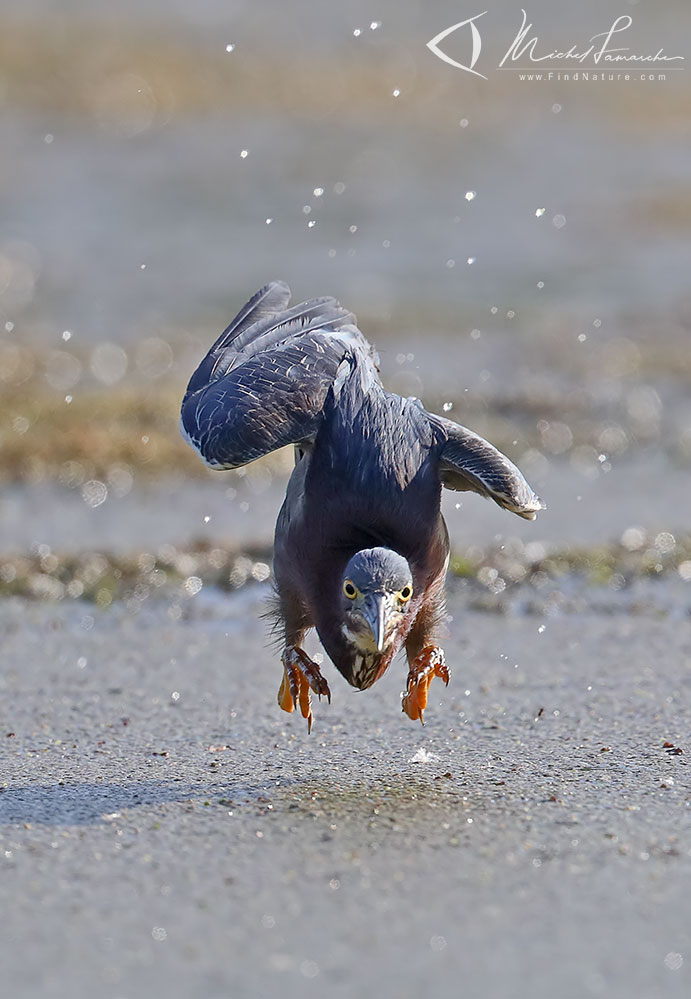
[362,592,390,653]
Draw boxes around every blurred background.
[1,0,690,578]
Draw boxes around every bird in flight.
[181,282,543,731]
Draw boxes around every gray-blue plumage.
[181,281,543,699]
[181,280,541,520]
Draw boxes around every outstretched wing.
[431,415,544,520]
[181,281,380,469]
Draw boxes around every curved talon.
[402,645,449,724]
[278,646,332,732]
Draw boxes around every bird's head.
[340,548,414,658]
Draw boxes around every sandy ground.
[1,588,689,999]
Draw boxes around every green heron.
[181,281,543,730]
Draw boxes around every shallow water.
[2,0,690,565]
[2,0,691,342]
[1,451,689,557]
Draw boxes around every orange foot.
[402,645,450,724]
[278,647,331,733]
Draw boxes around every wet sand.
[1,592,689,999]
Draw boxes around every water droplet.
[370,21,381,31]
[5,321,15,332]
[392,89,401,97]
[333,182,346,194]
[593,318,601,328]
[313,187,324,197]
[81,480,108,508]
[466,256,476,265]
[506,310,516,319]
[382,239,390,248]
[490,306,498,314]
[538,624,546,633]
[240,149,248,159]
[265,218,272,225]
[61,329,71,340]
[353,28,361,37]
[252,562,271,582]
[203,515,210,523]
[302,205,311,214]
[349,225,358,233]
[678,561,691,581]
[91,342,128,385]
[578,333,587,342]
[535,208,546,217]
[470,329,481,340]
[552,214,566,229]
[445,259,455,268]
[225,43,235,53]
[459,118,469,128]
[300,960,319,979]
[65,395,72,404]
[44,133,54,144]
[654,531,676,554]
[307,220,316,228]
[443,402,453,411]
[140,263,146,270]
[552,103,562,113]
[465,190,476,201]
[537,281,544,288]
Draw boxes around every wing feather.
[432,415,544,520]
[184,280,291,397]
[181,283,378,469]
[212,280,292,352]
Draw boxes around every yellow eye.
[399,586,412,601]
[343,580,358,599]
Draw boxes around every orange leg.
[401,645,449,724]
[278,647,331,733]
